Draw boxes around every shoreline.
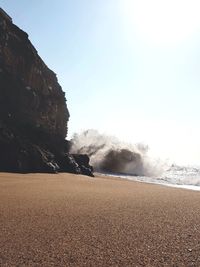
[97,172,200,192]
[0,172,200,266]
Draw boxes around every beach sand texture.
[0,172,200,266]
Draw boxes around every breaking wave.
[70,129,164,177]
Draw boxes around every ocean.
[103,165,200,191]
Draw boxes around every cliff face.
[0,10,68,138]
[0,9,93,176]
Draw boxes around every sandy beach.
[0,173,200,266]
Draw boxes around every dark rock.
[72,154,94,177]
[0,9,93,176]
[0,121,59,173]
[57,153,81,174]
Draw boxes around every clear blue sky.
[1,0,200,164]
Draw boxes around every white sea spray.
[70,129,165,177]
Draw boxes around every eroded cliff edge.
[0,8,93,176]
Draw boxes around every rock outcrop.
[0,8,93,176]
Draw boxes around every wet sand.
[0,172,200,266]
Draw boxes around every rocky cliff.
[0,8,93,176]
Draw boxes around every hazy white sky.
[1,0,200,164]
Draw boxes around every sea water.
[103,165,200,191]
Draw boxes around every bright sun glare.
[121,0,200,46]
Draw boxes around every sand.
[0,173,200,266]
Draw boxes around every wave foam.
[70,130,164,177]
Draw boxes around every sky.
[1,0,200,165]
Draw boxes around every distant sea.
[100,165,200,191]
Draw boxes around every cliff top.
[0,8,12,22]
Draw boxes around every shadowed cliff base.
[0,8,93,176]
